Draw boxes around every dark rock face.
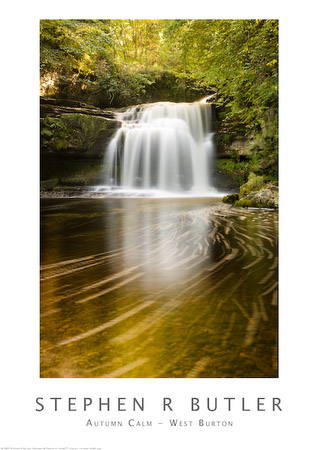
[212,106,252,188]
[40,98,116,119]
[40,99,120,185]
[40,98,120,157]
[214,112,251,159]
[41,114,118,158]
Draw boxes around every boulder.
[235,183,278,208]
[222,193,239,204]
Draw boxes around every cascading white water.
[102,101,216,196]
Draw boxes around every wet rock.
[222,193,239,204]
[235,184,278,209]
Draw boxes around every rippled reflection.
[40,198,278,378]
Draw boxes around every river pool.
[40,197,278,378]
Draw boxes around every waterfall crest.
[102,101,216,196]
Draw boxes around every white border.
[2,1,318,448]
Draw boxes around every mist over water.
[100,101,218,197]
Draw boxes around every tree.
[40,19,279,178]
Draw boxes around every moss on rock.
[222,193,239,204]
[221,172,279,209]
[40,113,118,156]
[236,185,278,208]
[235,173,278,208]
[215,158,251,186]
[239,172,265,196]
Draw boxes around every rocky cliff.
[40,98,120,188]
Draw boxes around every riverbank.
[222,173,278,209]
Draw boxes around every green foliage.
[248,110,278,177]
[40,19,278,182]
[163,19,278,114]
[240,172,265,196]
[40,118,69,150]
[94,63,158,105]
[40,20,113,76]
[109,20,162,67]
[40,114,115,154]
[161,19,278,181]
[216,158,251,185]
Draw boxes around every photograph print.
[40,19,278,378]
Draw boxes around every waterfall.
[102,101,216,196]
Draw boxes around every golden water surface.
[40,197,278,378]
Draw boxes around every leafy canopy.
[40,19,278,177]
